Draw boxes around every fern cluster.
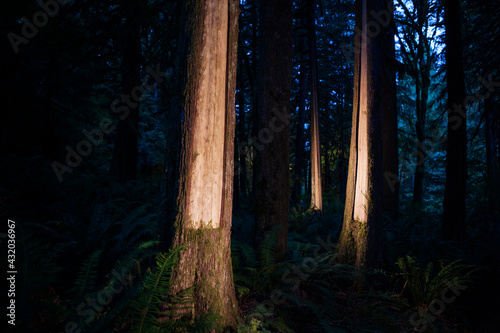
[397,256,480,306]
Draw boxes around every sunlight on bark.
[187,1,228,229]
[353,0,368,223]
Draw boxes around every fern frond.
[73,250,102,298]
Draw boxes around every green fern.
[397,256,480,306]
[130,246,188,333]
[73,250,103,298]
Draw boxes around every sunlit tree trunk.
[336,0,384,268]
[308,0,323,212]
[382,1,399,220]
[442,0,467,241]
[254,0,292,261]
[168,0,240,327]
[110,16,141,181]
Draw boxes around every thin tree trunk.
[234,69,243,209]
[382,1,399,220]
[308,0,323,212]
[412,85,427,204]
[237,88,248,197]
[254,0,292,261]
[485,97,499,215]
[251,0,259,199]
[293,43,307,202]
[442,0,467,241]
[336,0,384,268]
[412,0,430,205]
[168,0,240,327]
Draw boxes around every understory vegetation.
[1,159,498,332]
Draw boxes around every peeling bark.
[168,0,240,327]
[336,0,384,268]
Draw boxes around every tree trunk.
[254,0,292,261]
[110,16,141,181]
[382,1,399,220]
[251,0,259,199]
[485,97,499,216]
[442,0,467,241]
[412,0,430,205]
[308,0,323,212]
[237,71,248,197]
[336,0,384,268]
[293,42,307,203]
[168,0,240,327]
[413,78,429,204]
[234,68,244,210]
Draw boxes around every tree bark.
[254,0,292,261]
[168,0,240,327]
[382,1,399,220]
[442,0,467,241]
[308,0,323,212]
[336,0,384,268]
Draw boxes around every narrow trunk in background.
[168,0,240,327]
[293,40,307,203]
[254,0,292,261]
[382,1,399,220]
[336,0,384,268]
[308,0,323,212]
[442,0,467,241]
[485,97,499,215]
[412,0,431,205]
[110,16,141,181]
[251,0,259,199]
[233,69,243,209]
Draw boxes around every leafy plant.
[397,256,479,306]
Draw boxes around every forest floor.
[1,155,499,332]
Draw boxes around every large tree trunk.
[308,0,323,212]
[336,0,384,268]
[110,16,141,181]
[168,0,240,327]
[442,0,467,241]
[254,0,292,261]
[382,1,399,220]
